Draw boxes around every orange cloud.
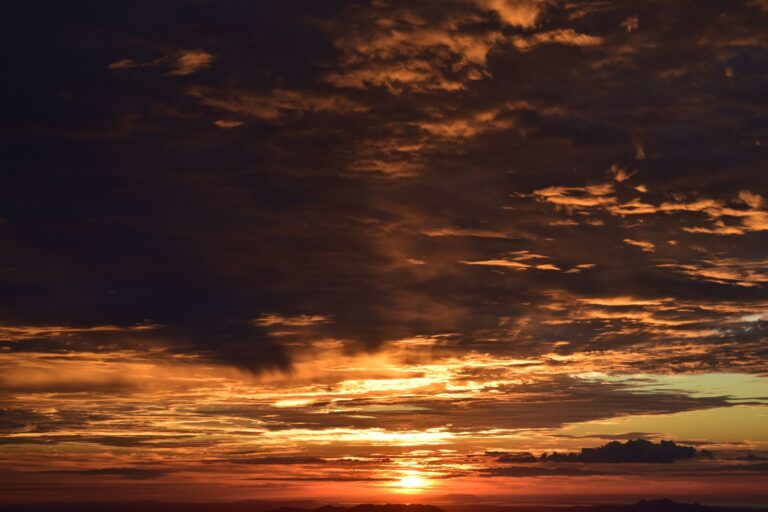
[623,238,655,252]
[461,250,578,271]
[214,119,244,128]
[512,29,603,51]
[0,323,158,340]
[108,49,214,76]
[323,6,506,93]
[472,0,545,28]
[532,183,616,209]
[658,257,768,287]
[255,314,332,327]
[190,87,368,121]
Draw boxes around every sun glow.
[396,471,429,493]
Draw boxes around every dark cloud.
[482,466,607,477]
[494,452,538,463]
[555,432,662,441]
[3,0,767,374]
[230,457,327,465]
[725,463,768,472]
[39,467,170,480]
[541,439,713,464]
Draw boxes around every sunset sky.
[2,0,768,507]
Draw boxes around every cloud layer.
[1,0,768,504]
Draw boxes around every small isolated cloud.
[107,58,137,70]
[421,226,512,239]
[512,29,603,52]
[461,258,530,270]
[461,250,567,271]
[108,49,214,76]
[532,183,616,210]
[608,164,635,182]
[165,49,214,76]
[190,87,368,122]
[565,263,597,273]
[621,16,640,33]
[255,314,332,327]
[349,158,424,177]
[214,119,244,128]
[541,439,711,463]
[578,296,668,307]
[623,238,655,252]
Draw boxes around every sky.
[2,0,768,506]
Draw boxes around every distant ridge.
[444,499,763,512]
[268,499,766,512]
[2,499,766,512]
[270,505,444,512]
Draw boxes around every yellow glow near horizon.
[395,471,429,493]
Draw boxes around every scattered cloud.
[659,258,768,288]
[189,87,368,121]
[165,49,215,76]
[108,49,214,76]
[461,250,570,271]
[532,183,616,210]
[255,314,332,327]
[621,16,640,33]
[623,238,655,252]
[214,119,244,128]
[512,29,603,51]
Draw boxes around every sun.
[396,471,429,493]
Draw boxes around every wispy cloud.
[109,49,214,76]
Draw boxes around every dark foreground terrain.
[2,499,768,512]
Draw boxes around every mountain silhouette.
[444,499,761,512]
[270,505,444,512]
[2,499,766,512]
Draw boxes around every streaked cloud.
[255,314,333,327]
[109,49,214,76]
[189,87,368,121]
[659,257,768,288]
[623,238,655,252]
[512,29,603,51]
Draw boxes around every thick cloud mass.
[2,0,768,373]
[541,439,712,463]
